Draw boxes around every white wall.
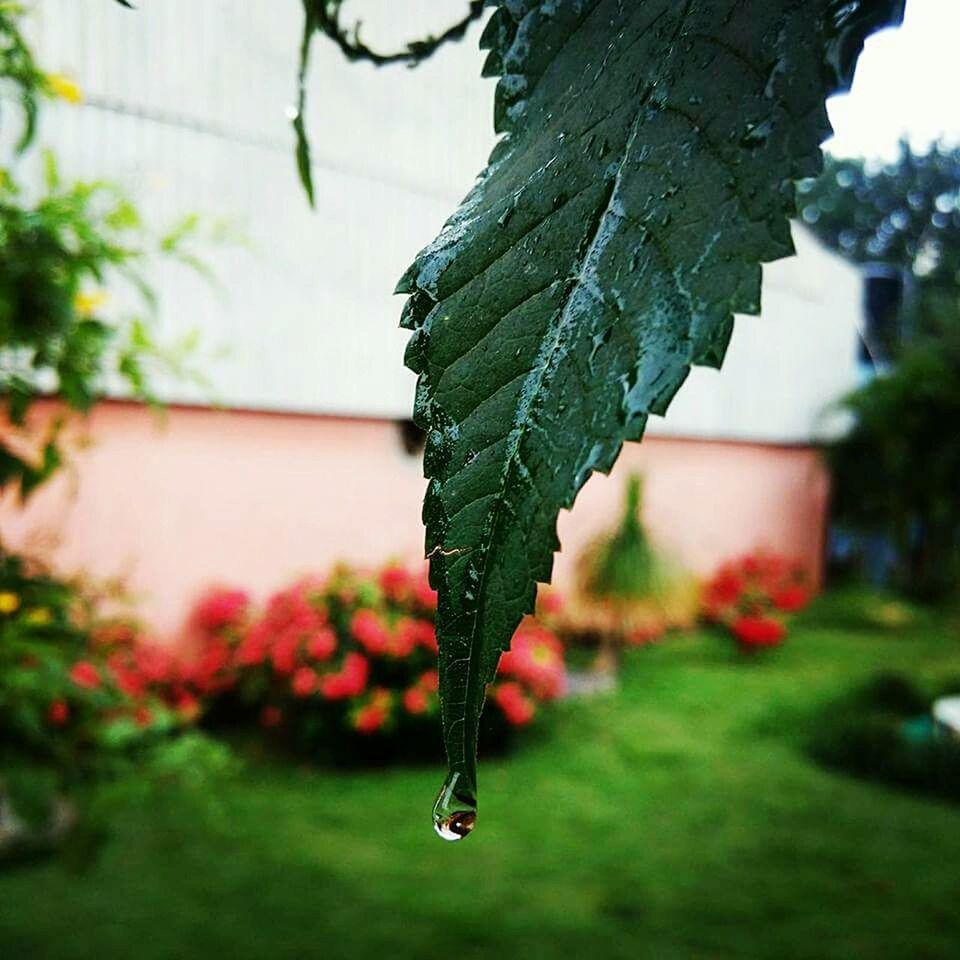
[24,0,862,443]
[652,226,863,444]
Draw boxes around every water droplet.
[829,0,861,30]
[433,771,477,842]
[740,119,773,149]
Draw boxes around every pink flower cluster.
[92,564,565,751]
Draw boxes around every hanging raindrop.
[432,771,477,842]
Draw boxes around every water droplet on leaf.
[433,772,477,842]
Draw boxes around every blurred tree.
[805,142,960,599]
[799,141,960,347]
[825,335,960,600]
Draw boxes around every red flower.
[306,627,337,661]
[704,553,809,625]
[134,705,153,728]
[47,700,69,726]
[260,705,283,728]
[133,644,177,684]
[492,682,535,726]
[173,692,201,722]
[418,670,439,693]
[262,584,325,639]
[704,568,743,618]
[498,624,566,700]
[270,632,300,675]
[403,687,429,715]
[69,660,101,690]
[353,704,387,734]
[400,618,437,653]
[192,587,249,632]
[412,575,438,611]
[190,637,232,693]
[107,652,147,699]
[379,564,412,602]
[236,621,271,666]
[388,617,430,657]
[291,666,319,697]
[537,590,565,616]
[319,653,369,700]
[772,585,809,613]
[731,615,786,648]
[351,609,390,655]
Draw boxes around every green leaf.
[399,0,905,830]
[293,0,318,208]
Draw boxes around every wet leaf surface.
[397,0,906,820]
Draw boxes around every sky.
[825,0,960,160]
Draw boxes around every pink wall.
[0,402,828,636]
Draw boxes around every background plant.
[1,2,213,497]
[800,140,960,352]
[799,140,960,601]
[566,474,698,668]
[808,671,960,804]
[106,563,566,769]
[824,337,960,600]
[702,551,810,651]
[0,550,232,864]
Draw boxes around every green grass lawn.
[2,592,960,960]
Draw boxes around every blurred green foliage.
[803,142,960,598]
[808,671,960,803]
[1,3,212,497]
[582,475,660,604]
[0,550,235,865]
[825,338,960,600]
[800,140,960,347]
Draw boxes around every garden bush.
[0,552,230,863]
[808,672,960,804]
[103,563,568,766]
[701,552,811,651]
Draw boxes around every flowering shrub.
[0,553,229,860]
[702,552,811,651]
[122,563,567,764]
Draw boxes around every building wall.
[5,3,846,635]
[24,1,864,442]
[0,402,828,637]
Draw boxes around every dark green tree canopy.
[801,141,960,293]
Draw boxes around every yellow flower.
[74,290,108,317]
[45,72,83,105]
[0,592,21,614]
[25,607,53,626]
[873,601,912,628]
